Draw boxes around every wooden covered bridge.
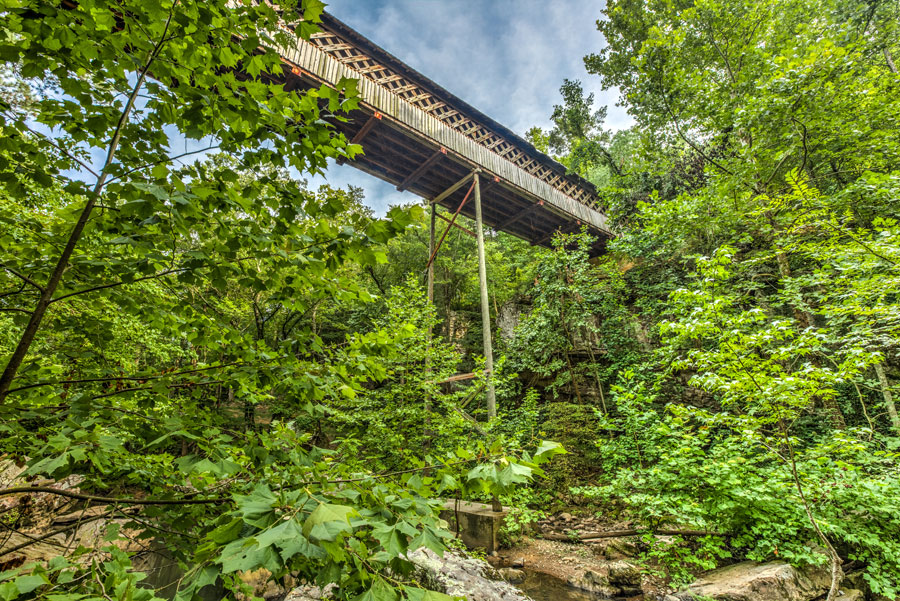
[275,12,611,250]
[271,12,612,417]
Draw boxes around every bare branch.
[49,268,185,304]
[6,361,244,395]
[0,487,227,506]
[107,144,220,184]
[1,265,45,293]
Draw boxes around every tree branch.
[0,1,181,402]
[662,95,734,176]
[0,487,230,506]
[49,268,186,304]
[1,266,45,293]
[107,145,220,184]
[0,511,112,557]
[6,362,243,395]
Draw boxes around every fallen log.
[541,528,721,542]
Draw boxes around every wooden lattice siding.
[277,33,610,235]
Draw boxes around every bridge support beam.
[425,205,435,439]
[473,174,497,419]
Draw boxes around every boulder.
[285,551,531,601]
[839,589,863,601]
[498,568,526,584]
[566,570,618,598]
[409,549,531,601]
[674,561,831,601]
[592,538,639,559]
[607,560,641,587]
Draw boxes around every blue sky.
[307,0,631,214]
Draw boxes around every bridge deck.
[273,13,611,251]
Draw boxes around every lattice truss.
[308,29,602,210]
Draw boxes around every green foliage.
[527,80,622,185]
[0,1,569,599]
[577,243,900,593]
[498,489,547,548]
[546,0,900,591]
[510,230,641,404]
[640,534,731,588]
[3,0,900,596]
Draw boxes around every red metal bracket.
[424,179,478,272]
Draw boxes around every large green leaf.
[403,586,457,601]
[534,440,567,463]
[236,486,279,528]
[353,578,398,601]
[302,503,358,538]
[255,518,326,560]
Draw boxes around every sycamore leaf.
[235,486,279,528]
[371,523,407,557]
[302,503,358,538]
[534,440,567,463]
[219,538,280,574]
[353,577,398,601]
[497,462,533,487]
[255,518,327,560]
[409,527,446,555]
[404,586,457,601]
[13,575,47,595]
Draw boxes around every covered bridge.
[274,12,612,252]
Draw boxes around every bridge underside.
[334,109,605,249]
[267,13,612,254]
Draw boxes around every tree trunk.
[874,362,900,432]
[885,47,897,74]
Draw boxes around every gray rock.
[607,560,641,587]
[842,571,870,597]
[499,568,526,584]
[559,513,574,521]
[839,589,864,601]
[409,549,532,601]
[511,557,525,568]
[567,570,618,597]
[674,560,831,601]
[283,584,335,601]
